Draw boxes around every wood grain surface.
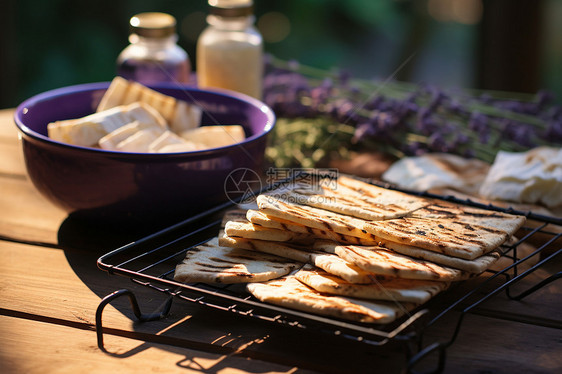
[1,108,561,374]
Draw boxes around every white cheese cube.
[170,100,203,134]
[148,130,190,152]
[157,142,202,153]
[115,127,165,152]
[98,121,155,150]
[180,125,245,149]
[47,102,167,147]
[97,76,202,132]
[48,120,107,147]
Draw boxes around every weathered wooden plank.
[424,252,562,331]
[0,314,309,374]
[0,240,405,373]
[2,105,561,373]
[0,178,66,244]
[1,239,561,373]
[0,141,26,177]
[0,109,27,178]
[0,109,17,141]
[415,312,562,374]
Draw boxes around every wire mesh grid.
[96,178,561,370]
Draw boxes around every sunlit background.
[2,0,562,108]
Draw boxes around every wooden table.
[1,107,561,373]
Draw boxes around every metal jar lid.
[129,12,177,38]
[208,0,254,17]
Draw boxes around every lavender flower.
[262,56,562,167]
[352,122,376,143]
[545,121,562,141]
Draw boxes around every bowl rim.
[14,81,276,158]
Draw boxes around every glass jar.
[117,12,191,85]
[196,0,263,99]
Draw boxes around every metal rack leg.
[505,247,561,300]
[405,341,447,374]
[95,289,173,351]
[509,271,562,301]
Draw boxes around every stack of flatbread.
[174,175,526,324]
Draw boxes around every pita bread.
[219,234,316,263]
[286,176,428,221]
[479,147,562,208]
[325,176,526,240]
[364,206,524,260]
[221,209,249,227]
[314,241,471,281]
[241,209,503,273]
[256,195,378,242]
[380,240,501,273]
[257,194,524,261]
[295,265,449,303]
[219,235,380,284]
[247,276,416,324]
[225,219,313,243]
[246,209,378,245]
[173,238,301,284]
[411,201,526,233]
[310,251,386,284]
[382,153,491,196]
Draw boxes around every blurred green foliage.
[2,0,562,108]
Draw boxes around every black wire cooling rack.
[96,175,561,373]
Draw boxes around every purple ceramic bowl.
[14,82,275,226]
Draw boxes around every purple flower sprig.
[263,55,562,167]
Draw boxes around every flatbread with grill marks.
[303,177,525,260]
[257,193,525,260]
[225,219,314,243]
[173,238,301,284]
[295,265,449,303]
[379,240,502,273]
[219,235,382,284]
[246,209,378,245]
[411,202,526,232]
[247,276,416,324]
[246,208,500,272]
[314,241,471,281]
[362,214,520,260]
[287,176,428,221]
[256,195,378,241]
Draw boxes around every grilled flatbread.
[295,265,449,303]
[411,201,526,233]
[225,220,313,243]
[219,235,380,284]
[380,240,501,273]
[219,234,316,263]
[257,194,524,260]
[256,195,378,241]
[220,208,249,229]
[247,209,378,245]
[362,213,522,260]
[314,241,471,281]
[247,276,416,324]
[173,238,301,284]
[287,176,428,221]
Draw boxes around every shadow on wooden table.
[55,213,411,374]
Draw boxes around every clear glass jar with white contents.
[117,12,191,85]
[196,0,263,99]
